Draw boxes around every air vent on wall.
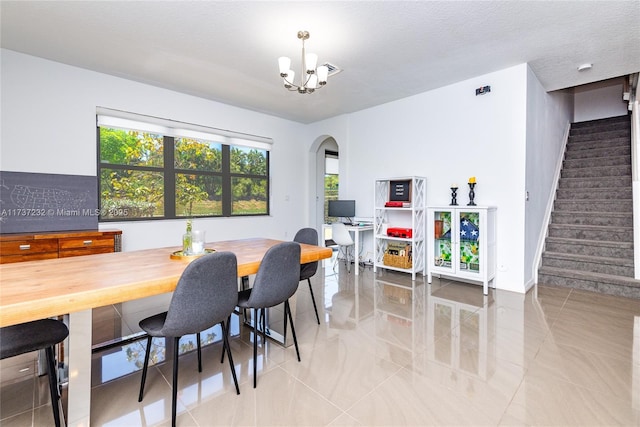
[320,62,343,77]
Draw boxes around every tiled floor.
[2,258,640,426]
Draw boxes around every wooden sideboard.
[0,229,122,263]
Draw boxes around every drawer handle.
[83,240,93,246]
[19,244,31,251]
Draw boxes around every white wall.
[310,64,531,293]
[1,49,308,251]
[524,66,574,290]
[574,78,628,122]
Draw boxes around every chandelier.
[278,30,329,94]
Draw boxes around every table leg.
[67,309,92,427]
[354,229,360,276]
[240,276,296,348]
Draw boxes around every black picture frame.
[389,180,411,202]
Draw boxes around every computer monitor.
[328,200,356,222]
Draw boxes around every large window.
[97,111,270,221]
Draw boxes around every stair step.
[563,154,630,169]
[559,176,631,189]
[544,236,634,259]
[561,164,631,178]
[547,223,633,242]
[551,211,633,227]
[538,266,640,299]
[571,115,630,131]
[556,187,631,200]
[553,199,632,213]
[541,251,634,277]
[566,137,630,151]
[564,145,630,160]
[568,129,630,142]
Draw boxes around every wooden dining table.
[0,237,332,426]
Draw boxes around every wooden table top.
[0,238,333,327]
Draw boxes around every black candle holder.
[450,187,458,206]
[467,183,476,206]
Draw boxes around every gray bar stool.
[0,318,69,427]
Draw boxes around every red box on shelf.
[387,227,413,238]
[385,201,404,207]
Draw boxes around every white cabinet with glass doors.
[427,206,496,294]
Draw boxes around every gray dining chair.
[293,227,321,324]
[137,251,240,427]
[0,318,69,427]
[230,241,301,388]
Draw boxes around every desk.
[324,224,373,275]
[0,238,332,426]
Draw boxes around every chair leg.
[220,314,231,364]
[221,320,240,395]
[171,337,180,427]
[44,346,62,427]
[196,332,202,372]
[260,308,266,345]
[307,278,320,324]
[138,336,152,402]
[253,308,258,388]
[285,300,301,362]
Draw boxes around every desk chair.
[0,319,69,427]
[293,228,321,324]
[138,252,240,427]
[331,222,355,273]
[231,241,301,388]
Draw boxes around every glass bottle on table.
[182,219,193,255]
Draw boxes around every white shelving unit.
[373,176,426,280]
[427,206,497,294]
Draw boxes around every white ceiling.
[2,1,639,124]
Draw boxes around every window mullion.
[165,136,176,218]
[222,145,231,216]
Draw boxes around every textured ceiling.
[2,1,639,123]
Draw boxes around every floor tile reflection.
[2,261,639,426]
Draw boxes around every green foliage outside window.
[98,127,269,220]
[324,174,339,223]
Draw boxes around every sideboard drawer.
[0,239,59,256]
[59,235,115,257]
[0,239,59,263]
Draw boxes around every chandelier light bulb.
[308,74,318,89]
[305,53,318,73]
[284,70,295,87]
[278,57,291,76]
[317,65,329,84]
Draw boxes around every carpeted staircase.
[538,114,640,299]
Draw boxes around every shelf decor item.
[468,177,477,206]
[383,242,412,269]
[450,185,458,206]
[389,180,412,202]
